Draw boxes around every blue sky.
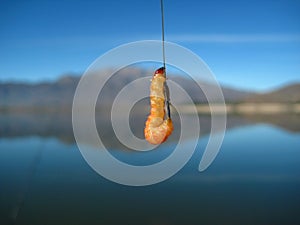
[0,0,300,91]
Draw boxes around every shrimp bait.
[144,67,173,145]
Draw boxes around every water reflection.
[0,124,299,225]
[1,104,300,224]
[1,110,299,146]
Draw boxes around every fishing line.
[160,0,166,69]
[160,0,171,119]
[11,140,44,224]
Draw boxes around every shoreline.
[176,103,300,115]
[1,103,300,115]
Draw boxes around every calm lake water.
[1,119,300,224]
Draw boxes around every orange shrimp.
[144,67,173,145]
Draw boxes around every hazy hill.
[0,68,254,108]
[245,83,300,103]
[169,76,252,103]
[2,68,300,108]
[0,75,79,107]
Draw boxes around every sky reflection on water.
[1,123,300,224]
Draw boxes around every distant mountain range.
[245,83,300,103]
[1,68,299,144]
[0,68,299,109]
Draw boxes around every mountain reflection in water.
[1,108,299,149]
[0,114,300,225]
